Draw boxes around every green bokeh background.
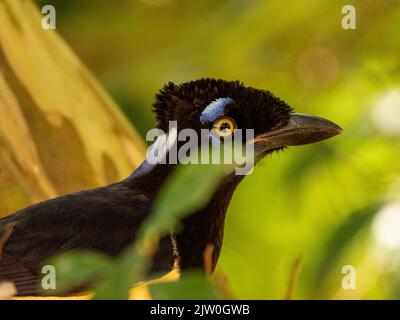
[35,0,400,299]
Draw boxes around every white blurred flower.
[371,90,400,135]
[372,202,400,249]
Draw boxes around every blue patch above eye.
[200,97,234,124]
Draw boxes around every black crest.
[153,78,293,136]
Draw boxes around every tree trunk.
[0,0,145,217]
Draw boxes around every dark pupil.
[220,122,231,132]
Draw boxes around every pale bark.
[0,0,145,216]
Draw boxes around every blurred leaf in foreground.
[313,202,384,291]
[150,271,218,300]
[49,249,148,299]
[49,162,233,299]
[48,251,113,294]
[136,163,234,252]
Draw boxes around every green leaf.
[313,202,384,287]
[91,265,131,300]
[149,271,218,300]
[48,251,113,294]
[138,163,232,244]
[91,250,149,300]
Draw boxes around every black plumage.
[0,79,341,296]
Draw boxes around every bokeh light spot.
[296,46,339,89]
[371,90,400,135]
[372,202,400,249]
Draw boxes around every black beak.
[253,113,342,153]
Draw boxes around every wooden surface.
[0,0,146,217]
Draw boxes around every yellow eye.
[213,117,237,137]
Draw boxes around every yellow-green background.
[33,0,400,299]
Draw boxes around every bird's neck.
[125,161,244,272]
[125,161,175,196]
[176,173,243,271]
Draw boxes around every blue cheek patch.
[200,97,234,125]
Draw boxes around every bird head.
[153,78,342,162]
[146,78,342,270]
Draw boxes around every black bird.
[0,79,342,296]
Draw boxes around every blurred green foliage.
[51,163,229,299]
[150,272,218,300]
[36,0,400,299]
